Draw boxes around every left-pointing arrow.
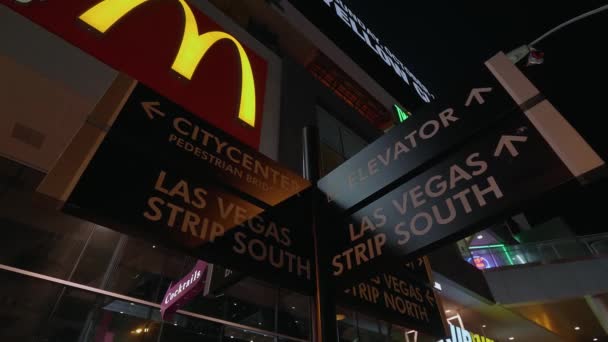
[494,134,528,158]
[141,101,166,120]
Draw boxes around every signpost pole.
[485,52,604,179]
[303,126,338,342]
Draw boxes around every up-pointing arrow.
[141,101,166,120]
[494,135,528,158]
[465,87,493,107]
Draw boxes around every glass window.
[0,270,290,342]
[0,157,312,341]
[317,106,344,154]
[103,236,188,303]
[69,225,123,288]
[0,159,95,280]
[222,277,277,331]
[46,293,163,342]
[341,128,366,159]
[320,143,346,175]
[316,105,368,175]
[337,307,357,342]
[355,312,385,342]
[0,269,63,340]
[278,288,311,339]
[161,312,224,342]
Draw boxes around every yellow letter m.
[79,0,257,127]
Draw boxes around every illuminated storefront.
[2,0,607,341]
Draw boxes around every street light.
[506,5,608,64]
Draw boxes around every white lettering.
[324,0,432,102]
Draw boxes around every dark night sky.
[339,0,608,158]
[340,1,607,98]
[332,1,608,233]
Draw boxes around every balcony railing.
[463,233,608,270]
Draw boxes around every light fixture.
[575,326,581,331]
[295,320,299,323]
[434,282,442,291]
[336,314,346,321]
[482,325,486,328]
[234,302,238,306]
[508,338,514,341]
[445,310,452,313]
[174,323,178,326]
[230,336,234,339]
[258,322,262,326]
[152,245,156,249]
[477,235,484,240]
[291,306,296,310]
[144,328,149,333]
[120,312,124,314]
[593,338,598,341]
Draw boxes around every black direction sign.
[64,83,314,294]
[404,257,429,282]
[318,68,518,212]
[119,84,309,207]
[204,265,245,297]
[337,266,445,337]
[330,112,572,281]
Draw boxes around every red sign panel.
[2,0,268,148]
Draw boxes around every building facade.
[1,0,607,341]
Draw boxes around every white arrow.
[426,289,435,306]
[494,135,528,158]
[465,87,492,107]
[141,101,166,120]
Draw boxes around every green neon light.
[468,244,505,249]
[394,104,410,123]
[469,244,515,266]
[502,245,515,265]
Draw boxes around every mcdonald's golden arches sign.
[2,0,268,147]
